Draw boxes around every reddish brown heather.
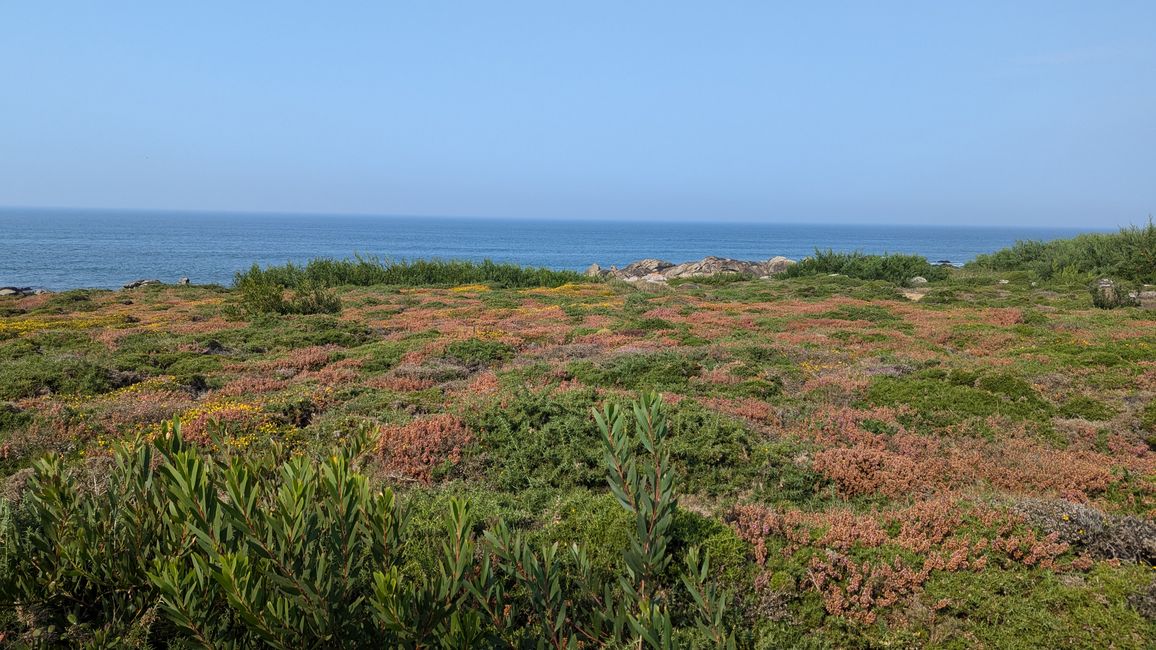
[376,414,473,484]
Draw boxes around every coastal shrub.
[0,355,123,400]
[213,314,372,352]
[443,338,514,368]
[0,402,31,433]
[918,565,1155,650]
[865,376,1052,426]
[0,395,735,647]
[234,256,589,290]
[784,249,947,285]
[1058,396,1116,421]
[969,220,1156,283]
[466,387,604,490]
[568,351,702,392]
[236,273,342,315]
[1140,401,1156,451]
[1089,278,1139,310]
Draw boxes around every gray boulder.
[123,279,162,290]
[908,276,929,287]
[594,255,796,282]
[765,256,796,274]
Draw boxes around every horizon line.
[0,203,1132,232]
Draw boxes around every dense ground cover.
[2,256,1155,647]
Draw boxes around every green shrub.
[784,249,948,285]
[866,375,1052,427]
[234,256,589,290]
[212,314,371,352]
[1058,396,1116,421]
[236,275,342,315]
[568,351,702,391]
[969,220,1156,283]
[1140,400,1156,433]
[1090,279,1139,310]
[0,354,124,400]
[443,339,514,367]
[466,387,604,490]
[0,402,31,433]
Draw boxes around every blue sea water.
[0,208,1104,290]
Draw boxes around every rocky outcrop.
[585,256,795,283]
[0,287,49,297]
[123,279,163,289]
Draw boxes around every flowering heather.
[375,414,473,483]
[166,400,275,444]
[700,396,776,423]
[263,344,339,373]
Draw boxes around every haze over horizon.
[2,2,1153,228]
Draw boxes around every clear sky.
[1,2,1152,227]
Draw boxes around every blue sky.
[1,2,1152,227]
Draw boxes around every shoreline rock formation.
[0,287,50,297]
[585,255,795,283]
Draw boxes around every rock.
[0,287,35,297]
[619,258,674,277]
[1091,278,1137,309]
[32,289,51,295]
[123,279,162,290]
[178,277,190,285]
[998,279,1010,285]
[594,255,796,282]
[0,288,19,296]
[765,256,796,274]
[934,260,954,266]
[908,276,929,287]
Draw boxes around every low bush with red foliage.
[376,414,473,483]
[730,495,1078,624]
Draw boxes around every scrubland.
[2,234,1155,647]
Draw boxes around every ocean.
[0,208,1104,290]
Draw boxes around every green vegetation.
[236,274,342,315]
[784,249,948,284]
[569,351,703,392]
[0,396,736,647]
[2,246,1155,647]
[970,220,1156,283]
[443,338,514,367]
[235,256,590,291]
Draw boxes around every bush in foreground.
[0,394,735,648]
